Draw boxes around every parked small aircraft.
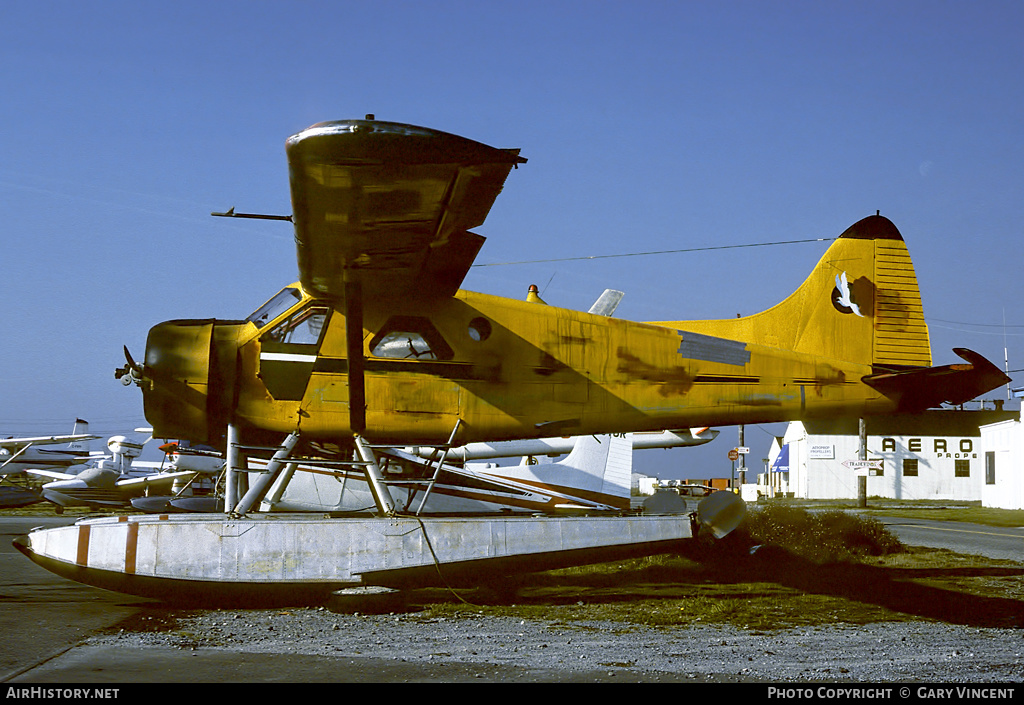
[0,420,102,508]
[405,427,718,463]
[28,434,200,513]
[0,419,100,475]
[13,118,1007,604]
[129,442,226,513]
[117,118,1009,480]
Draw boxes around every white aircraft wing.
[410,427,718,462]
[25,469,79,482]
[0,434,99,450]
[116,470,198,491]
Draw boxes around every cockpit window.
[369,316,453,360]
[246,287,302,329]
[263,305,330,345]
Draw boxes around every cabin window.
[263,305,329,346]
[468,317,492,342]
[373,331,436,359]
[369,316,453,361]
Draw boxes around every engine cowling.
[141,319,245,446]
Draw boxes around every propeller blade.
[123,345,142,374]
[116,346,145,386]
[695,491,747,539]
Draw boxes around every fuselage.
[129,120,1007,453]
[141,283,897,448]
[0,448,97,476]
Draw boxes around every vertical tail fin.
[660,214,932,369]
[67,419,92,454]
[488,434,634,508]
[551,433,633,500]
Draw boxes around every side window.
[902,458,918,477]
[257,303,330,402]
[263,305,330,346]
[955,459,970,478]
[372,331,438,359]
[369,316,453,360]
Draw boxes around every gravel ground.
[88,607,1024,683]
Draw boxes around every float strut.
[232,430,301,516]
[354,435,396,516]
[225,423,243,513]
[415,419,462,516]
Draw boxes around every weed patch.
[413,507,1024,631]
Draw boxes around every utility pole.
[738,424,746,485]
[858,417,867,508]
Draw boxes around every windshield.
[264,305,329,345]
[246,287,302,329]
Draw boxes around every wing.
[286,118,526,304]
[116,470,198,493]
[25,469,78,481]
[0,434,99,450]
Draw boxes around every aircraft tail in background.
[484,433,633,510]
[65,419,93,455]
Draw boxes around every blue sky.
[2,1,1021,478]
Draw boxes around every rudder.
[846,215,932,370]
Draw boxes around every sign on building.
[809,444,834,459]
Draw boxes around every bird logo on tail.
[832,271,863,317]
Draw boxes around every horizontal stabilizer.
[863,348,1010,411]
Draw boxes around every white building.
[632,473,658,496]
[980,413,1024,510]
[762,409,1019,503]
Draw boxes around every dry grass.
[414,506,1024,631]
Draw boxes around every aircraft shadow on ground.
[426,541,1024,630]
[731,548,1024,629]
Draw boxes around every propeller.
[115,346,144,386]
[695,491,747,539]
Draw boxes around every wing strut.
[344,280,366,434]
[0,444,32,471]
[353,436,396,516]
